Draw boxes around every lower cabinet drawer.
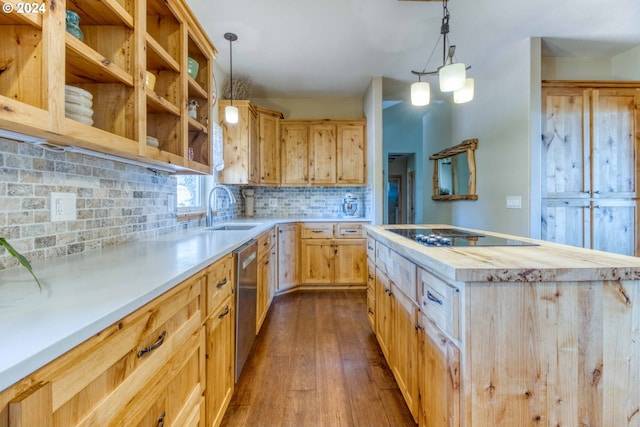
[258,227,277,258]
[205,253,233,320]
[335,222,365,238]
[300,223,334,239]
[376,243,417,302]
[366,235,376,259]
[419,268,459,339]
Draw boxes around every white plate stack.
[65,85,94,126]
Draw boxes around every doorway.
[388,175,402,224]
[387,153,416,225]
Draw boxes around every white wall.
[613,45,640,79]
[448,38,537,237]
[541,57,613,80]
[365,77,384,224]
[250,97,364,119]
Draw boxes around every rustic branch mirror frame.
[429,138,478,201]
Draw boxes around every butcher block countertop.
[366,224,640,283]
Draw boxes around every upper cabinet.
[0,0,216,174]
[281,119,367,187]
[218,100,283,185]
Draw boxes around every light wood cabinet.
[219,100,283,185]
[541,82,640,255]
[280,119,366,186]
[366,258,376,330]
[0,0,216,174]
[257,227,277,332]
[299,223,366,286]
[375,268,393,362]
[0,268,206,427]
[205,295,235,427]
[257,106,282,185]
[204,254,235,427]
[277,223,298,292]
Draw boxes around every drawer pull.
[368,246,374,250]
[157,411,166,427]
[265,260,270,265]
[368,308,374,314]
[368,274,374,280]
[343,229,358,233]
[138,331,166,358]
[218,305,230,319]
[216,278,228,288]
[311,230,324,233]
[427,291,443,306]
[263,241,268,246]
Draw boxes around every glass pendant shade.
[225,105,239,124]
[439,62,466,92]
[453,78,474,104]
[411,81,431,106]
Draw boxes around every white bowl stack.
[65,85,94,126]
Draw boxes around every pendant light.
[411,0,473,105]
[224,32,238,124]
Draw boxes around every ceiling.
[187,0,640,99]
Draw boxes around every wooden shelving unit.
[0,0,216,174]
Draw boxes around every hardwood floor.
[221,290,417,427]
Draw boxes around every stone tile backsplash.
[0,139,178,269]
[0,137,371,270]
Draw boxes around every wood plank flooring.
[221,290,417,427]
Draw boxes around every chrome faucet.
[206,184,237,226]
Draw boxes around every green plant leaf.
[0,237,42,290]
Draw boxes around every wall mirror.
[429,138,478,201]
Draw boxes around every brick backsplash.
[0,139,178,270]
[0,137,372,269]
[239,186,369,219]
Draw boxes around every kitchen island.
[365,224,640,427]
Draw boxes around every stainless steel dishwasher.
[233,240,258,382]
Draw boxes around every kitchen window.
[177,175,205,214]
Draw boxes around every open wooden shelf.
[147,34,180,72]
[146,88,181,116]
[65,34,133,86]
[66,0,133,27]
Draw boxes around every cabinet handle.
[414,323,422,331]
[368,308,374,314]
[218,305,230,319]
[279,230,284,234]
[368,274,374,280]
[343,229,358,233]
[368,246,374,251]
[138,331,167,358]
[265,260,270,265]
[311,230,323,233]
[216,278,228,288]
[157,411,166,427]
[263,241,269,246]
[427,291,443,306]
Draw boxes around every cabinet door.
[367,258,376,330]
[281,123,309,185]
[541,87,589,198]
[220,102,256,185]
[257,253,270,331]
[375,269,393,362]
[592,88,640,199]
[259,111,280,184]
[249,106,259,184]
[541,199,591,249]
[277,224,298,291]
[334,239,366,284]
[206,296,235,427]
[300,239,334,284]
[420,314,460,427]
[592,199,638,256]
[267,247,278,305]
[392,287,419,422]
[337,123,366,184]
[309,124,336,185]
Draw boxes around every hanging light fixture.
[411,0,473,105]
[224,32,239,124]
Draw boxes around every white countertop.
[0,217,368,391]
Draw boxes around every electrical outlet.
[269,198,278,208]
[506,195,522,209]
[50,192,77,221]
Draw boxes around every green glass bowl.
[187,57,199,79]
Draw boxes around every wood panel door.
[336,123,366,185]
[333,239,366,284]
[206,296,235,427]
[277,224,298,291]
[591,88,640,199]
[419,314,460,427]
[375,269,393,362]
[257,252,270,331]
[541,87,589,198]
[300,239,334,284]
[281,123,309,185]
[592,199,638,256]
[309,124,336,185]
[248,107,259,184]
[392,286,419,422]
[258,110,280,185]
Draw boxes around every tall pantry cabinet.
[541,82,640,256]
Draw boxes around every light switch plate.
[51,192,77,221]
[506,195,522,209]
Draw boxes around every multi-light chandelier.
[410,0,474,106]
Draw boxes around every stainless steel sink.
[205,224,260,231]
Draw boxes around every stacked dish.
[65,85,94,126]
[146,136,159,148]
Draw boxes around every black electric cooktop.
[385,228,539,247]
